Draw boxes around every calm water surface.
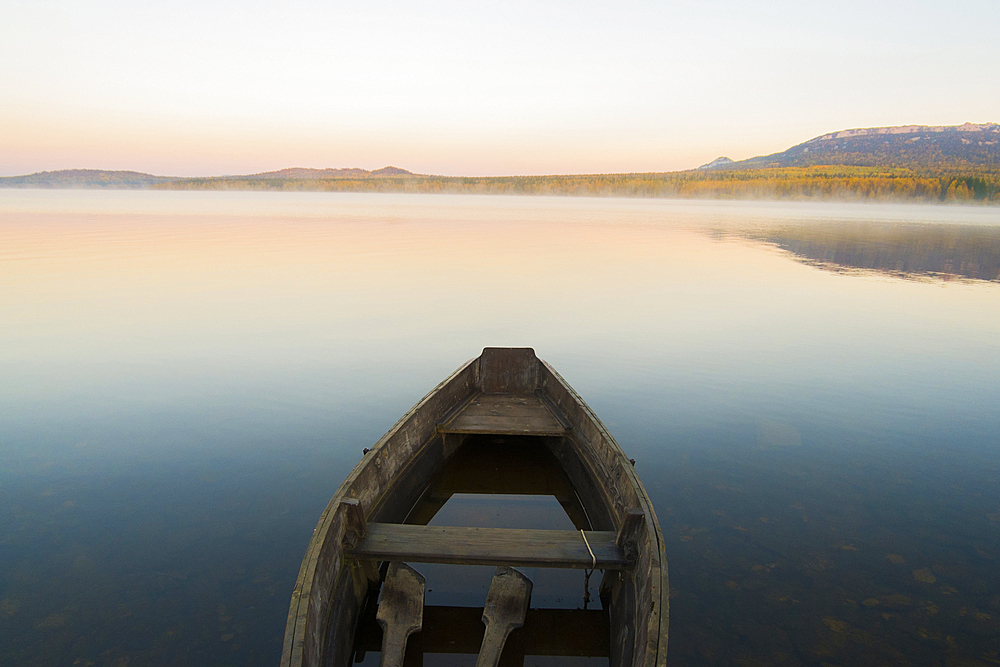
[1,190,999,666]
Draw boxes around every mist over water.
[1,190,999,666]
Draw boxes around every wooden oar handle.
[474,567,533,667]
[377,562,425,667]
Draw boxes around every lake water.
[1,190,999,666]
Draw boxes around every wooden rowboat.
[281,348,668,667]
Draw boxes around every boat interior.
[350,434,613,667]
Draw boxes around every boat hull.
[281,348,667,667]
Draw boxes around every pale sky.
[2,0,998,177]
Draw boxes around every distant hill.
[159,166,418,192]
[703,123,1000,171]
[697,157,735,170]
[0,166,413,189]
[240,166,412,179]
[371,166,412,176]
[0,169,179,188]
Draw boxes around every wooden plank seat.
[437,393,570,436]
[345,523,631,570]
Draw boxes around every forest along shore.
[150,166,1000,203]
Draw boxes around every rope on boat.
[579,529,597,569]
[580,529,596,609]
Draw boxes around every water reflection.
[727,221,1000,282]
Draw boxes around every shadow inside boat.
[351,435,611,666]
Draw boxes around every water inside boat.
[351,435,611,667]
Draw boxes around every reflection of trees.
[747,223,1000,282]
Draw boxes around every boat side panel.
[281,359,479,667]
[321,564,370,667]
[538,361,669,667]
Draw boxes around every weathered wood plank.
[340,499,368,548]
[376,562,425,667]
[478,347,539,394]
[615,507,646,563]
[476,567,532,667]
[340,500,380,584]
[439,393,568,436]
[441,419,566,436]
[347,524,629,569]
